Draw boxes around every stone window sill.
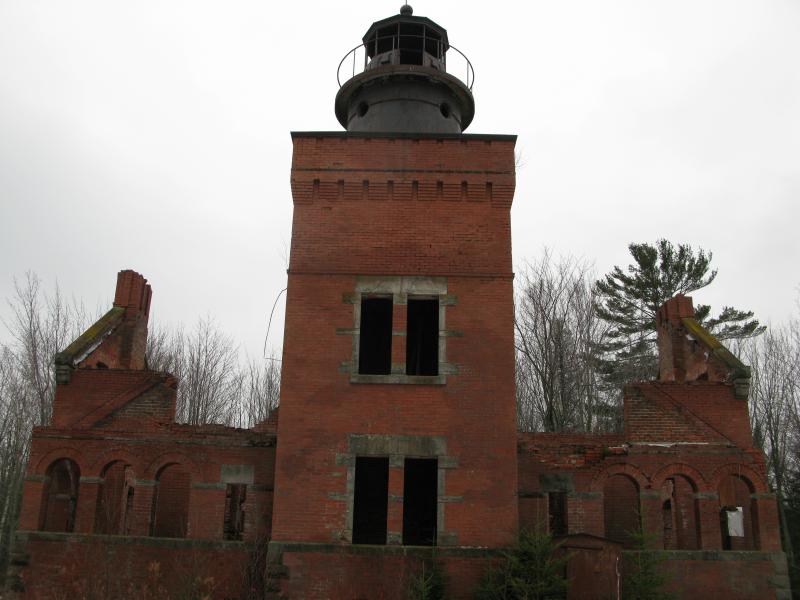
[350,374,447,385]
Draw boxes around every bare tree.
[146,318,281,427]
[0,274,89,583]
[743,318,800,562]
[230,357,281,428]
[2,273,89,425]
[746,324,800,497]
[0,346,32,582]
[515,251,613,432]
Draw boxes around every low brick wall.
[268,542,499,600]
[9,531,263,600]
[622,550,791,600]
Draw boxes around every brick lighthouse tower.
[269,5,518,597]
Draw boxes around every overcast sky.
[1,0,798,359]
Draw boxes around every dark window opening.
[406,299,439,376]
[39,458,80,532]
[359,297,393,374]
[403,458,437,546]
[663,500,674,549]
[548,491,568,536]
[603,474,640,548]
[123,486,134,534]
[94,461,128,534]
[150,464,190,538]
[224,484,247,540]
[352,457,389,544]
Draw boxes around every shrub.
[474,531,569,600]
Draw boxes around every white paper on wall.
[727,507,744,537]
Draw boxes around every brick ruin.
[8,6,791,600]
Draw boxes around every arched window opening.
[94,461,134,534]
[39,458,80,532]
[150,463,190,538]
[661,475,701,550]
[603,474,640,548]
[719,474,759,550]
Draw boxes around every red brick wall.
[625,382,753,448]
[272,134,519,550]
[276,547,491,600]
[287,135,514,277]
[51,370,174,430]
[12,532,259,600]
[20,425,276,542]
[624,552,790,600]
[516,429,781,553]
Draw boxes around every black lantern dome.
[335,5,475,133]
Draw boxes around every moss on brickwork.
[681,317,750,379]
[54,306,125,366]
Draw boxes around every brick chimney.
[656,294,695,382]
[110,270,152,369]
[655,293,749,393]
[114,269,152,321]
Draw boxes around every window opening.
[406,299,439,376]
[359,297,393,375]
[94,461,127,534]
[40,458,80,532]
[603,474,640,548]
[548,491,568,536]
[718,474,758,550]
[352,457,389,544]
[123,486,134,534]
[662,500,674,549]
[403,458,438,545]
[150,464,190,538]
[224,484,247,540]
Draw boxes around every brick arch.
[651,463,708,492]
[143,451,202,481]
[86,449,144,478]
[653,463,705,550]
[93,458,138,535]
[33,446,86,475]
[591,463,649,493]
[39,456,81,533]
[149,458,194,539]
[710,463,768,494]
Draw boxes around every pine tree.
[408,559,446,600]
[622,529,675,600]
[474,531,570,600]
[594,239,764,383]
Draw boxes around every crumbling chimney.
[655,294,750,397]
[111,270,152,369]
[656,294,695,382]
[114,269,152,321]
[55,270,153,381]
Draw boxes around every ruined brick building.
[9,6,791,599]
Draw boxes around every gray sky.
[1,0,799,359]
